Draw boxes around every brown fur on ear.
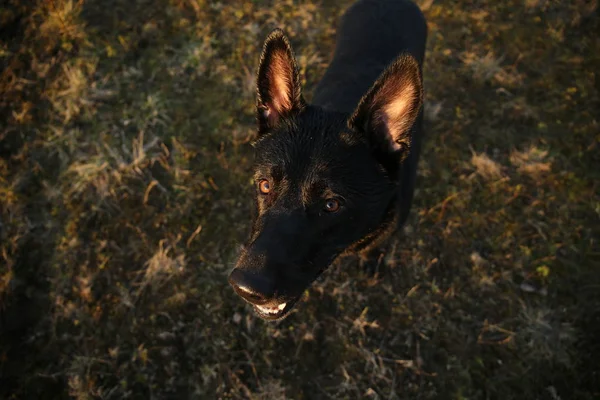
[256,29,305,136]
[349,54,423,154]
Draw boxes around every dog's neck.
[312,0,427,113]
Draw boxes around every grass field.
[1,0,598,398]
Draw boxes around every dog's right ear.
[256,29,304,136]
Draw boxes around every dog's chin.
[252,295,302,321]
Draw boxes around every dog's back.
[314,0,427,227]
[313,0,427,113]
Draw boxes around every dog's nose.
[228,269,275,305]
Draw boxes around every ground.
[0,0,598,399]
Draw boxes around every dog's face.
[228,30,423,320]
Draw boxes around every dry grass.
[1,0,599,399]
[510,146,552,176]
[470,150,504,180]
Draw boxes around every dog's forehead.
[252,106,384,188]
[255,129,360,178]
[256,107,359,159]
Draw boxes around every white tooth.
[258,305,274,314]
[257,303,286,314]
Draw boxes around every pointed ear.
[256,29,305,135]
[349,54,423,160]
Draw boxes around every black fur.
[229,0,427,320]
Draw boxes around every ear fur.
[348,54,423,159]
[256,29,305,136]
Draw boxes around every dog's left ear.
[256,29,305,136]
[349,54,423,161]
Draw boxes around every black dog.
[229,0,427,320]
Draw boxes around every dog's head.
[228,29,423,320]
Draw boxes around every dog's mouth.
[249,269,331,320]
[251,296,301,320]
[230,264,331,321]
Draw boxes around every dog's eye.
[324,198,340,213]
[258,179,271,194]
